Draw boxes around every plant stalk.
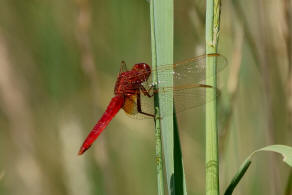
[150,0,174,194]
[150,1,165,194]
[205,0,221,194]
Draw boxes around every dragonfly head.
[132,63,151,81]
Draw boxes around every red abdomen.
[78,95,125,155]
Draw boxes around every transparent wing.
[151,84,218,117]
[121,53,228,119]
[126,53,227,85]
[122,85,221,119]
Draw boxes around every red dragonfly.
[78,53,227,155]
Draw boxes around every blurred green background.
[0,0,291,195]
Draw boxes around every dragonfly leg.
[120,60,128,73]
[140,85,154,97]
[137,92,155,118]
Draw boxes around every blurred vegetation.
[0,0,291,195]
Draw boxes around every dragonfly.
[78,53,227,155]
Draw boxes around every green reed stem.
[205,0,221,194]
[150,1,164,194]
[150,0,174,194]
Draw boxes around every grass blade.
[173,108,188,195]
[224,145,292,195]
[224,159,251,195]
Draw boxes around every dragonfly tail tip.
[78,149,84,155]
[78,145,91,155]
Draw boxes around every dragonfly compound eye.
[133,63,151,80]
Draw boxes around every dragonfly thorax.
[114,63,151,95]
